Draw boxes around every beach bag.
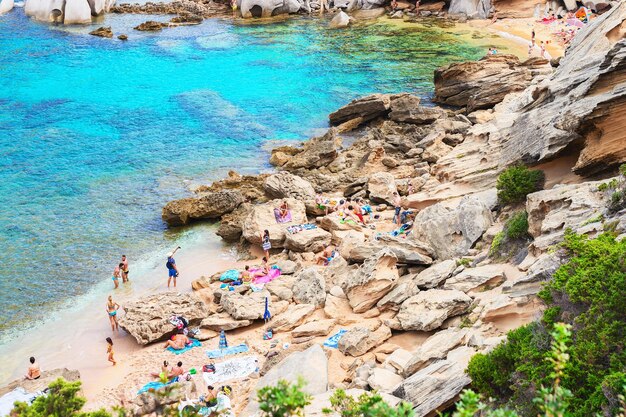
[203,364,216,373]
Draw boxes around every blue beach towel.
[323,330,347,349]
[167,338,201,355]
[137,380,175,395]
[206,343,249,359]
[220,269,240,282]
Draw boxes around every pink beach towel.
[251,267,281,284]
[274,208,292,224]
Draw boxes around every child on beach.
[106,295,120,331]
[112,263,122,289]
[106,337,116,366]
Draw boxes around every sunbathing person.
[163,333,190,350]
[316,246,336,265]
[252,257,271,278]
[150,360,169,379]
[278,201,290,221]
[240,265,252,284]
[169,361,184,380]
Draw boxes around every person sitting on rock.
[278,201,289,220]
[253,257,271,278]
[25,356,40,380]
[163,332,190,350]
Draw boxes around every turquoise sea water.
[0,9,509,337]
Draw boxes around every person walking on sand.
[106,295,120,332]
[112,263,122,289]
[392,192,402,225]
[261,230,271,260]
[166,247,180,288]
[106,337,116,366]
[25,357,40,380]
[121,255,129,283]
[531,28,536,46]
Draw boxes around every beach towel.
[250,282,265,292]
[274,208,292,224]
[167,338,201,355]
[220,269,240,282]
[251,266,281,285]
[206,342,249,359]
[286,224,318,234]
[323,329,347,349]
[0,388,38,417]
[137,380,175,395]
[202,355,258,386]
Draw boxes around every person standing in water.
[121,255,129,283]
[106,337,116,366]
[25,357,40,380]
[112,263,122,289]
[166,247,180,288]
[106,295,120,332]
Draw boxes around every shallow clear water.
[0,10,514,337]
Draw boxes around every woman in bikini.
[106,295,120,332]
[278,201,289,221]
[112,263,121,289]
[261,230,271,259]
[240,265,252,284]
[252,257,271,278]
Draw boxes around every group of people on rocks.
[315,194,374,226]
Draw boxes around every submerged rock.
[89,26,113,38]
[134,20,165,31]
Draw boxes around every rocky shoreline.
[2,2,625,417]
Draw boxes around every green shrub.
[504,211,529,240]
[324,389,414,417]
[496,165,545,205]
[469,231,626,417]
[489,231,505,256]
[11,378,111,417]
[258,378,312,417]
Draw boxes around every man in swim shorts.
[166,247,180,288]
[121,255,129,282]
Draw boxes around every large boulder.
[272,303,316,331]
[284,227,332,253]
[282,129,342,170]
[264,172,316,201]
[200,314,252,331]
[388,94,446,125]
[396,289,472,331]
[162,190,244,226]
[0,0,14,14]
[338,324,392,357]
[412,259,457,289]
[216,202,253,242]
[448,0,491,18]
[443,264,507,293]
[402,328,469,376]
[240,0,300,18]
[118,293,209,345]
[292,319,335,338]
[392,347,474,416]
[329,94,391,126]
[376,274,419,311]
[25,0,115,23]
[329,10,351,28]
[292,268,326,307]
[247,345,328,414]
[342,249,399,313]
[241,198,307,248]
[220,290,271,321]
[434,54,552,111]
[411,196,492,260]
[367,172,398,205]
[367,368,404,393]
[345,234,434,265]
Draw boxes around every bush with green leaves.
[323,389,415,417]
[257,378,312,417]
[496,165,545,205]
[489,211,530,258]
[11,378,111,417]
[469,231,626,416]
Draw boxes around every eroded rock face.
[200,314,252,331]
[412,259,457,289]
[402,328,469,376]
[89,26,113,37]
[443,264,507,293]
[526,179,609,252]
[342,249,399,313]
[220,290,271,321]
[292,267,326,307]
[367,368,403,393]
[282,129,342,170]
[396,289,472,331]
[393,346,474,416]
[329,94,391,126]
[411,196,492,260]
[25,0,115,24]
[0,0,14,14]
[272,303,316,331]
[162,190,244,226]
[329,10,351,28]
[216,202,253,242]
[240,0,300,18]
[345,234,434,265]
[292,319,335,338]
[134,20,165,31]
[434,54,551,111]
[448,0,490,18]
[264,171,316,201]
[367,172,398,205]
[376,274,419,311]
[338,324,392,357]
[118,293,209,345]
[241,198,307,248]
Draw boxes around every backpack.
[166,259,173,269]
